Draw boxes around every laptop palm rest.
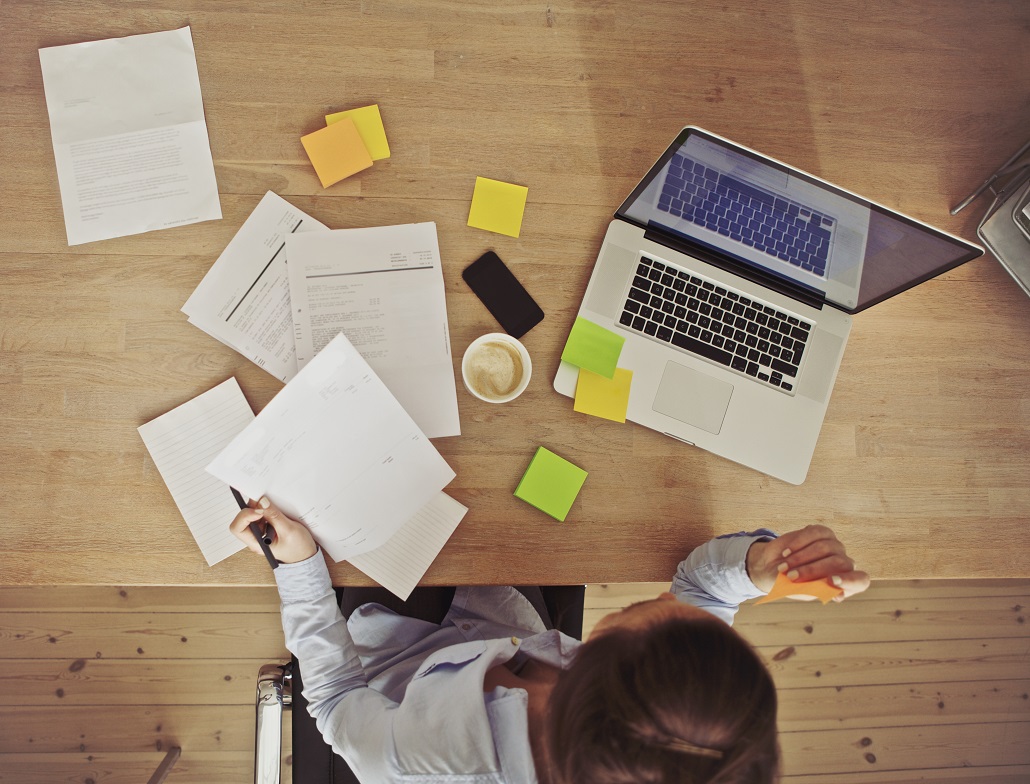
[652,361,734,435]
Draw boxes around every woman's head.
[546,597,779,784]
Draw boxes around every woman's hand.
[746,525,870,601]
[229,497,318,565]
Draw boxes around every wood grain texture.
[1,0,1028,586]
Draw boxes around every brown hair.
[546,615,779,784]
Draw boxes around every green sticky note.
[467,176,529,238]
[574,367,632,423]
[514,447,588,522]
[560,317,625,379]
[326,104,391,160]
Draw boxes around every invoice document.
[39,27,221,245]
[287,222,461,438]
[183,192,328,382]
[138,378,252,566]
[206,333,456,562]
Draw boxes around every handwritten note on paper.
[754,572,843,605]
[300,117,373,188]
[467,177,529,238]
[326,104,391,160]
[574,367,632,423]
[349,492,468,600]
[514,447,588,522]
[560,317,625,379]
[206,333,456,563]
[138,378,254,566]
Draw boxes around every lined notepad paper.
[349,492,468,600]
[138,378,255,566]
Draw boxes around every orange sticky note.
[326,104,391,160]
[300,117,373,188]
[755,572,843,605]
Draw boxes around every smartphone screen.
[462,251,544,338]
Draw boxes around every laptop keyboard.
[619,256,813,393]
[658,153,835,278]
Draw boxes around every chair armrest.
[255,662,292,784]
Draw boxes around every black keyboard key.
[744,307,757,320]
[657,326,673,342]
[735,343,748,357]
[712,334,725,348]
[755,312,768,326]
[739,296,752,306]
[781,337,793,351]
[745,323,758,336]
[651,295,663,308]
[674,305,687,319]
[662,301,675,314]
[757,339,770,353]
[663,288,676,301]
[747,348,760,362]
[759,353,772,366]
[677,270,690,280]
[734,329,746,342]
[628,287,650,304]
[758,326,771,340]
[780,350,794,364]
[626,300,641,314]
[673,278,686,292]
[726,291,739,301]
[641,305,653,319]
[715,286,727,296]
[632,316,646,330]
[687,324,701,338]
[770,332,782,346]
[633,274,650,289]
[664,314,677,328]
[690,276,703,286]
[702,281,715,291]
[620,311,634,326]
[652,260,666,271]
[778,321,792,335]
[724,339,737,353]
[732,303,745,316]
[648,268,662,282]
[688,297,701,310]
[641,256,654,266]
[787,316,800,325]
[781,382,793,391]
[791,325,810,341]
[697,289,710,302]
[687,311,699,324]
[676,319,689,332]
[731,356,748,372]
[699,303,712,316]
[771,358,799,377]
[721,324,734,338]
[798,321,812,332]
[700,329,714,342]
[686,284,698,297]
[643,320,658,336]
[768,318,780,331]
[699,315,711,329]
[745,362,759,377]
[675,293,688,306]
[758,372,770,382]
[661,274,675,286]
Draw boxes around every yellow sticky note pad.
[467,177,529,238]
[326,104,391,160]
[754,572,843,605]
[300,117,373,188]
[574,367,632,422]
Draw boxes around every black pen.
[231,487,278,570]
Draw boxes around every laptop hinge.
[643,226,827,310]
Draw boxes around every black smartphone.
[462,251,544,338]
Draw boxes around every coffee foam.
[466,341,525,400]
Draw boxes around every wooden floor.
[1,580,1028,783]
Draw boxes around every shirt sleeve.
[273,551,397,780]
[669,529,778,625]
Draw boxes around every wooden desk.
[2,0,1028,586]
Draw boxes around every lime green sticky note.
[574,367,632,423]
[560,317,625,379]
[467,176,529,238]
[326,104,391,160]
[514,447,588,522]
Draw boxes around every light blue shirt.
[275,529,776,783]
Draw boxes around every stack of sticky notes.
[514,447,588,522]
[560,316,633,423]
[300,104,390,188]
[467,176,529,238]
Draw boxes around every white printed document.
[287,222,461,438]
[39,27,221,245]
[183,192,328,382]
[138,378,253,566]
[206,333,456,562]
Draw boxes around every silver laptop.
[554,127,983,484]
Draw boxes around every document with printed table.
[286,222,461,438]
[183,192,328,382]
[206,332,457,563]
[38,26,220,245]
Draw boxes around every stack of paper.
[140,335,465,599]
[183,195,460,438]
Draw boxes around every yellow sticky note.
[326,104,391,160]
[300,117,373,188]
[574,367,632,422]
[467,177,529,238]
[755,572,843,605]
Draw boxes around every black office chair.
[254,585,585,784]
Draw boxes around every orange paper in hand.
[755,572,843,605]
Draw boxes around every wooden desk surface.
[2,0,1028,586]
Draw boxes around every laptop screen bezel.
[614,126,984,314]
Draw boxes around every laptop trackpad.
[652,361,733,435]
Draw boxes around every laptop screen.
[616,127,982,313]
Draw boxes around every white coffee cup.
[461,333,532,404]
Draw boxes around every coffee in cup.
[462,334,532,403]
